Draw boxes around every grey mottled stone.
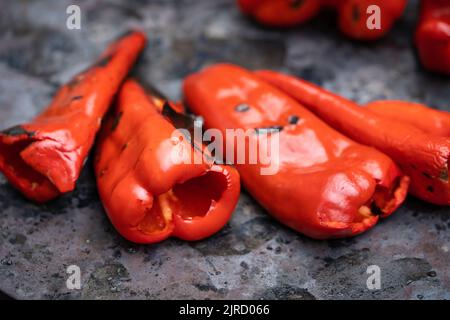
[0,0,449,300]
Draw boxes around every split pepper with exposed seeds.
[183,64,409,239]
[237,0,407,40]
[94,79,240,243]
[415,0,450,75]
[255,70,450,205]
[0,31,146,202]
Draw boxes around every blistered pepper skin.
[366,100,450,137]
[0,31,146,202]
[237,0,407,40]
[256,70,450,205]
[183,64,409,239]
[95,80,240,244]
[416,0,450,75]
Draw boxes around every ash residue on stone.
[255,285,316,300]
[84,263,131,299]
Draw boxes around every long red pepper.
[416,0,450,75]
[184,64,409,239]
[256,70,450,205]
[0,31,146,202]
[95,79,240,243]
[237,0,407,40]
[366,100,450,137]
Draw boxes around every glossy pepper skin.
[256,70,450,205]
[366,100,450,137]
[237,0,407,40]
[416,0,450,75]
[0,31,146,203]
[94,79,240,244]
[184,64,409,239]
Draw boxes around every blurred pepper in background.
[237,0,407,40]
[416,0,450,75]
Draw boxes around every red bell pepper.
[0,31,146,202]
[94,79,240,243]
[237,0,407,40]
[256,70,450,205]
[415,0,450,75]
[366,100,450,137]
[184,63,409,239]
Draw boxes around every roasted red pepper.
[416,0,450,75]
[237,0,407,40]
[366,100,450,137]
[184,64,409,239]
[94,79,240,243]
[256,70,450,205]
[0,31,146,202]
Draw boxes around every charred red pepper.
[256,70,450,205]
[237,0,407,40]
[184,64,409,239]
[0,31,146,202]
[366,100,450,137]
[416,0,450,75]
[94,79,240,244]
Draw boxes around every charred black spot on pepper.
[235,103,250,112]
[162,101,196,130]
[111,112,123,131]
[288,115,300,125]
[352,5,360,22]
[95,54,113,68]
[291,0,304,9]
[161,102,214,163]
[427,185,434,193]
[440,167,448,182]
[67,73,86,89]
[99,168,107,178]
[71,95,83,101]
[422,172,433,179]
[370,203,384,216]
[1,125,35,137]
[254,126,283,134]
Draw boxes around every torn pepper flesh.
[256,70,450,205]
[183,63,409,239]
[94,79,240,244]
[0,31,146,202]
